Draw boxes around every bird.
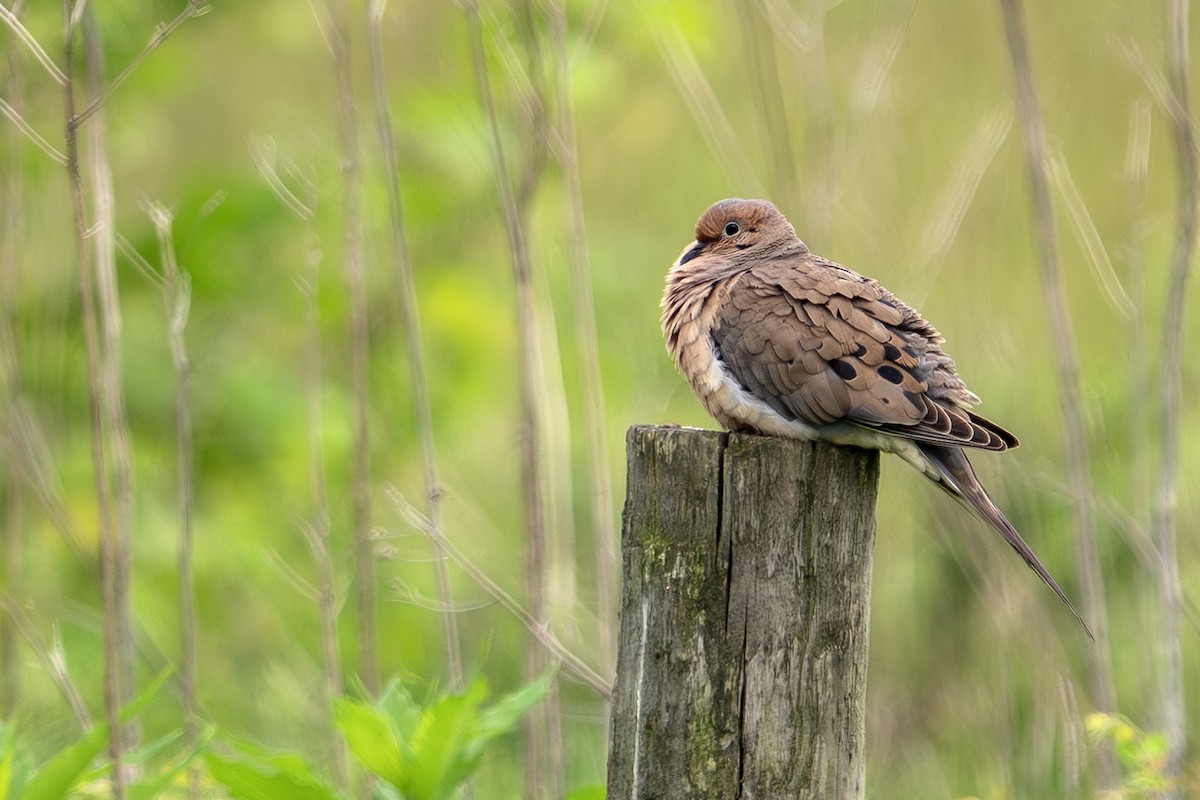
[662,197,1090,637]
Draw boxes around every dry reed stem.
[249,137,349,785]
[0,1,67,84]
[907,108,1012,310]
[80,5,139,766]
[1119,99,1163,724]
[918,109,1012,269]
[1154,0,1195,787]
[1,31,25,719]
[997,0,1117,740]
[324,0,378,696]
[299,510,351,792]
[390,489,612,700]
[545,0,617,676]
[0,598,92,728]
[464,4,559,794]
[506,5,578,643]
[146,202,201,799]
[654,22,766,199]
[6,398,84,557]
[0,96,66,163]
[513,0,549,212]
[738,6,801,213]
[73,1,211,124]
[997,4,1121,791]
[302,239,351,792]
[755,0,839,238]
[1047,149,1135,318]
[62,3,125,794]
[364,0,464,693]
[0,478,17,719]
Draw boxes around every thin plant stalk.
[73,1,210,125]
[250,139,348,786]
[513,0,549,212]
[148,204,199,799]
[364,0,463,692]
[62,3,124,794]
[654,22,766,199]
[0,19,25,719]
[545,0,616,676]
[464,3,560,796]
[390,489,612,700]
[302,234,350,790]
[325,0,377,696]
[916,109,1012,295]
[996,0,1117,767]
[755,0,838,238]
[0,97,66,164]
[512,7,568,795]
[0,0,67,84]
[0,483,18,719]
[738,5,801,213]
[7,397,86,559]
[1155,0,1195,787]
[81,4,138,751]
[0,599,92,729]
[1122,100,1158,720]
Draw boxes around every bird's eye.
[723,221,740,237]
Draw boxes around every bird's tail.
[919,443,1094,640]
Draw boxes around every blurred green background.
[2,0,1197,797]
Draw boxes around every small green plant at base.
[1086,712,1172,799]
[0,671,200,800]
[334,670,552,800]
[204,739,346,800]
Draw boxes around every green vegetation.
[1,0,1196,797]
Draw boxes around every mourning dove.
[663,198,1089,635]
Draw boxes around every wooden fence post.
[607,424,880,799]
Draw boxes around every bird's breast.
[664,279,822,441]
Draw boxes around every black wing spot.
[883,343,902,362]
[830,359,857,381]
[878,365,905,384]
[853,343,867,357]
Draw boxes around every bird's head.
[673,198,802,269]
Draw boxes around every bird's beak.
[676,240,706,266]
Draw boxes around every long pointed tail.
[919,444,1094,640]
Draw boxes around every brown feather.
[662,198,1084,633]
[920,445,1093,640]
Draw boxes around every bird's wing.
[712,258,1017,450]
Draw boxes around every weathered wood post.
[607,425,879,799]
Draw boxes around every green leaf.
[127,728,211,800]
[475,668,553,746]
[402,680,488,800]
[334,697,407,787]
[0,742,14,800]
[18,670,178,800]
[376,680,422,744]
[21,724,109,800]
[117,669,174,725]
[204,745,345,800]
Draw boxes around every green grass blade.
[21,725,109,800]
